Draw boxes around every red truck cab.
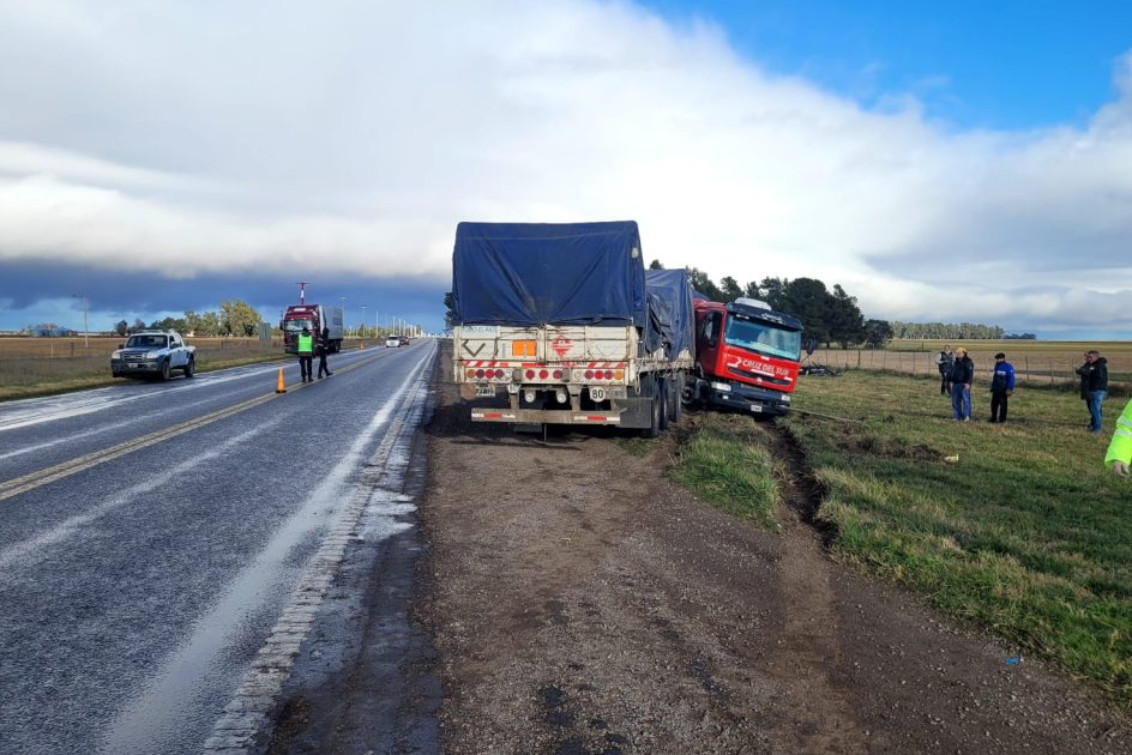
[691,297,803,416]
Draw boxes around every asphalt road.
[0,340,437,755]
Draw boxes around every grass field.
[669,366,1132,704]
[781,370,1132,704]
[0,336,372,401]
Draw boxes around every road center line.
[0,349,391,503]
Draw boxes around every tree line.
[668,262,891,349]
[114,300,262,337]
[889,321,1007,340]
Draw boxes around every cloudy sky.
[1,0,1131,337]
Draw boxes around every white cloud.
[0,1,1130,331]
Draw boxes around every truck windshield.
[282,319,313,333]
[126,335,168,349]
[724,317,801,360]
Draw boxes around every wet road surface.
[0,341,437,755]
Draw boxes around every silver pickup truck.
[111,331,197,380]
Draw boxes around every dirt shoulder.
[414,343,1130,754]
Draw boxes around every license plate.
[128,363,140,369]
[475,386,495,397]
[750,404,763,413]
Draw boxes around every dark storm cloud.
[0,261,446,331]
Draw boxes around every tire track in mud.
[762,420,869,754]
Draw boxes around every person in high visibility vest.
[297,326,314,383]
[1105,398,1132,477]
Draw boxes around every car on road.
[111,331,196,380]
[399,336,410,346]
[386,336,401,348]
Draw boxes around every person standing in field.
[1104,397,1132,476]
[1077,350,1108,432]
[949,347,974,421]
[989,352,1015,423]
[935,344,955,396]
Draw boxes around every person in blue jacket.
[989,352,1015,423]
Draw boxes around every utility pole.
[360,306,367,338]
[340,297,347,336]
[296,282,308,304]
[73,294,88,347]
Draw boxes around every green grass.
[784,371,1132,703]
[672,414,783,530]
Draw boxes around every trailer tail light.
[603,370,613,379]
[526,369,535,379]
[614,370,624,380]
[584,369,594,380]
[466,368,476,379]
[552,369,563,379]
[475,369,485,379]
[539,369,548,379]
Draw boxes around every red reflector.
[484,412,503,419]
[603,370,613,379]
[539,369,548,379]
[586,415,605,421]
[526,369,535,379]
[584,369,594,379]
[475,369,485,378]
[494,369,504,378]
[552,369,562,379]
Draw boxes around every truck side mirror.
[805,336,817,355]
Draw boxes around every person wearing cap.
[1105,398,1132,477]
[948,347,974,421]
[297,325,314,383]
[935,344,955,396]
[989,352,1015,423]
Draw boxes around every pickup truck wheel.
[160,359,171,381]
[183,358,195,378]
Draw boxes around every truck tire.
[658,379,670,431]
[160,359,171,382]
[668,372,683,424]
[183,358,195,378]
[641,377,662,439]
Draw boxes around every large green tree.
[220,300,260,337]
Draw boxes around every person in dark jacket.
[948,347,974,421]
[1079,350,1108,432]
[316,327,333,379]
[989,352,1015,423]
[935,344,955,396]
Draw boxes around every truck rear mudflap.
[697,378,791,417]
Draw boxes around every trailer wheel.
[658,379,670,431]
[641,378,662,438]
[668,372,683,424]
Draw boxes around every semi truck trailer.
[451,221,693,435]
[280,304,344,355]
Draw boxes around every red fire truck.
[688,297,804,416]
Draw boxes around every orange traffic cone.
[276,368,287,393]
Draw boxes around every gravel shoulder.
[414,343,1131,754]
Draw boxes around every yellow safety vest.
[1104,398,1132,468]
[298,333,313,355]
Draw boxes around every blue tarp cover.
[452,221,646,326]
[646,269,695,360]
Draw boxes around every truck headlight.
[111,351,122,359]
[145,351,161,359]
[782,394,791,403]
[710,382,731,393]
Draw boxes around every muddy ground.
[412,346,1131,755]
